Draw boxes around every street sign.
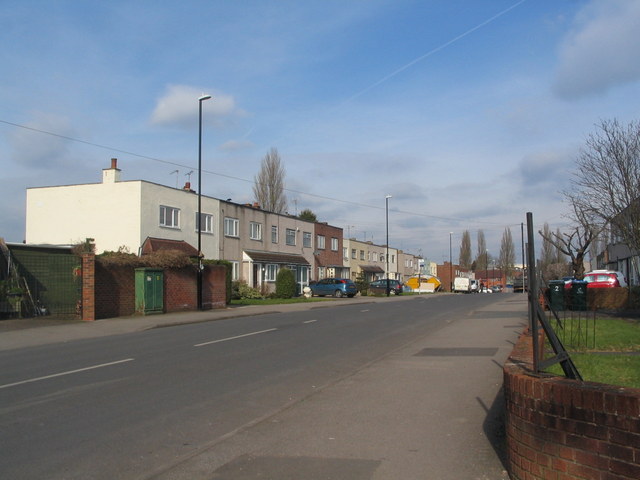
[406,277,420,289]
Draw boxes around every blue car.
[309,278,357,298]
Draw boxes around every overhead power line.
[1,118,519,228]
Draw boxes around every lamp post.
[385,195,392,296]
[197,94,212,311]
[449,232,453,292]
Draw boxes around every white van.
[453,277,472,293]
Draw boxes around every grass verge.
[544,315,640,389]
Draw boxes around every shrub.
[628,286,640,310]
[232,280,263,299]
[355,272,369,296]
[275,268,297,298]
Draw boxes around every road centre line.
[0,358,135,390]
[303,319,317,324]
[194,328,278,347]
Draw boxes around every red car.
[583,270,628,288]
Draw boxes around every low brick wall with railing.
[503,329,640,480]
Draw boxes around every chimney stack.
[102,158,121,183]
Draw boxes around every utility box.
[548,280,565,311]
[135,268,164,315]
[571,280,588,311]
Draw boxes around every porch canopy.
[243,250,310,266]
[360,265,384,273]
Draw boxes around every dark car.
[309,278,357,297]
[369,279,403,295]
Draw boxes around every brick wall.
[504,330,640,479]
[82,253,227,320]
[81,253,95,321]
[95,263,136,319]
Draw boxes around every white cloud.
[150,85,247,128]
[553,0,640,99]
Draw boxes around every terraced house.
[24,158,346,295]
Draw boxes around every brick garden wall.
[81,253,227,320]
[95,263,136,319]
[503,330,640,480]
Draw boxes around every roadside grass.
[544,315,640,389]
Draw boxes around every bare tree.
[539,223,557,280]
[253,148,288,213]
[475,230,487,272]
[538,203,598,280]
[555,227,566,264]
[566,118,640,274]
[498,227,516,279]
[459,230,472,270]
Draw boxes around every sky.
[2,0,640,264]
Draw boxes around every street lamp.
[449,232,453,292]
[197,94,212,311]
[385,195,392,296]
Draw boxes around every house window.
[303,232,312,248]
[360,250,365,260]
[318,266,326,279]
[159,205,180,228]
[265,264,279,282]
[343,247,348,259]
[286,228,296,246]
[230,261,239,280]
[331,237,338,251]
[317,235,326,249]
[224,217,239,237]
[351,249,356,259]
[271,225,278,243]
[195,212,213,234]
[250,221,262,241]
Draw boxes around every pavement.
[0,293,528,479]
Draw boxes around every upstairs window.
[271,225,278,243]
[303,232,312,248]
[160,205,180,228]
[286,228,296,246]
[224,217,239,237]
[331,237,339,251]
[317,235,326,249]
[195,212,213,234]
[249,221,262,241]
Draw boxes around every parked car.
[583,270,628,288]
[309,278,357,297]
[369,279,403,295]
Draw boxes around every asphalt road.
[0,294,525,479]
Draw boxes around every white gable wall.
[26,181,143,254]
